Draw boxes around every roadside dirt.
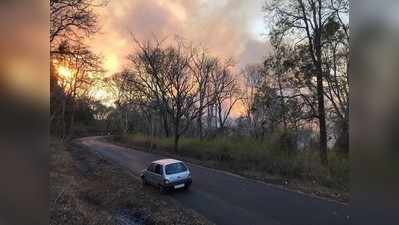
[49,138,214,225]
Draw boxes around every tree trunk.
[69,99,77,139]
[173,134,180,152]
[197,107,203,140]
[173,114,180,152]
[207,104,212,132]
[335,119,349,154]
[198,115,203,140]
[317,76,328,165]
[277,73,288,133]
[161,113,170,137]
[299,0,328,165]
[217,101,225,135]
[150,114,155,150]
[315,37,328,165]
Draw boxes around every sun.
[57,65,73,80]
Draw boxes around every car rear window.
[165,162,187,175]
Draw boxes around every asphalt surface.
[77,136,350,225]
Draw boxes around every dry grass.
[113,134,350,203]
[50,137,213,225]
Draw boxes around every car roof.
[152,158,182,166]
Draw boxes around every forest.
[50,0,349,193]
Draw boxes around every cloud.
[90,0,270,76]
[238,39,269,69]
[0,0,49,102]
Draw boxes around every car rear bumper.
[162,178,192,188]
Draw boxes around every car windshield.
[165,162,187,175]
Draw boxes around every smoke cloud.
[89,0,269,76]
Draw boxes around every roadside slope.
[50,137,213,225]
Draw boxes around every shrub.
[120,134,349,191]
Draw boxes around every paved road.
[77,136,350,225]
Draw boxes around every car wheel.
[184,183,191,191]
[141,176,148,185]
[159,186,167,194]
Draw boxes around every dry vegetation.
[50,137,213,225]
[113,134,350,203]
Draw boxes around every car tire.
[184,183,191,191]
[141,176,148,185]
[159,186,167,194]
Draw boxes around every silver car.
[140,159,192,193]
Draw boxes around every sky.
[0,0,48,103]
[88,0,270,116]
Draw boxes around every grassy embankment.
[114,133,350,202]
[50,137,213,225]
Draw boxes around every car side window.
[154,164,163,175]
[148,163,155,172]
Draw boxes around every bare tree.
[52,42,103,137]
[211,61,240,133]
[240,64,264,136]
[163,44,197,151]
[127,38,173,137]
[120,37,239,151]
[265,0,343,165]
[191,49,216,139]
[50,0,105,138]
[50,0,102,49]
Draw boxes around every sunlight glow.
[57,65,74,80]
[104,54,119,75]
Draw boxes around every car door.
[153,164,163,185]
[146,163,156,184]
